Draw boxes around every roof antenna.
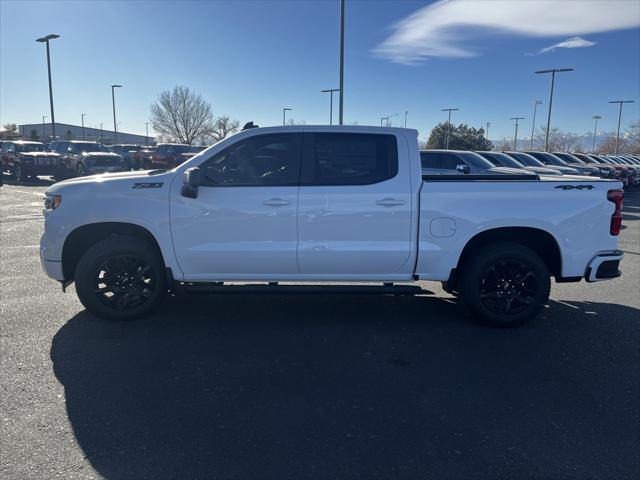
[242,122,258,131]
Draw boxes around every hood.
[20,151,60,158]
[549,165,579,174]
[524,166,562,175]
[488,167,531,175]
[82,151,121,158]
[47,169,174,193]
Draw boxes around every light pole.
[535,68,573,151]
[145,122,149,145]
[530,100,542,150]
[111,84,122,144]
[338,0,345,125]
[485,122,490,139]
[321,88,339,125]
[441,108,459,149]
[404,111,408,128]
[36,34,60,140]
[510,117,525,151]
[99,123,103,141]
[609,100,634,154]
[591,115,602,153]
[283,108,292,125]
[41,115,47,141]
[81,113,86,140]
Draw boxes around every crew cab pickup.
[40,126,624,326]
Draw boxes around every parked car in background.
[0,140,66,182]
[605,155,640,186]
[146,143,193,169]
[476,151,562,175]
[590,155,634,187]
[503,151,574,173]
[525,151,594,176]
[50,140,124,176]
[550,152,605,178]
[420,150,528,175]
[110,144,144,170]
[570,153,619,180]
[133,146,157,169]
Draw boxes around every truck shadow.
[50,294,640,480]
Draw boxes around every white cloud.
[537,36,596,54]
[374,0,640,64]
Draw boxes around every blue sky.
[1,0,639,142]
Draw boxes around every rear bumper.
[585,250,623,282]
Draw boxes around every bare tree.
[626,122,640,155]
[150,86,214,145]
[208,116,240,142]
[493,138,512,151]
[2,123,17,133]
[596,135,628,155]
[286,118,306,126]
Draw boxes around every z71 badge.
[554,185,594,190]
[132,182,164,189]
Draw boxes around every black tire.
[76,162,87,176]
[459,242,550,327]
[75,236,166,320]
[14,162,27,183]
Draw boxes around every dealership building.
[18,122,154,145]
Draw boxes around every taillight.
[607,189,624,236]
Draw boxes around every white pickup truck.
[40,126,624,326]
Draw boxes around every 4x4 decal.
[554,185,594,190]
[132,182,164,189]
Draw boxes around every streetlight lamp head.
[112,84,122,88]
[36,34,60,42]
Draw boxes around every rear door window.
[301,133,397,186]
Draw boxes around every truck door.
[170,132,302,279]
[297,132,413,278]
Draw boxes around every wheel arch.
[454,227,562,284]
[62,222,165,281]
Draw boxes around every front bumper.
[585,250,623,282]
[40,247,65,281]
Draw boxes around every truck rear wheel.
[459,242,550,327]
[74,236,166,320]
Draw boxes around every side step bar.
[179,282,433,296]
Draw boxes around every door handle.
[263,198,291,207]
[376,198,405,207]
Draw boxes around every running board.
[178,282,433,296]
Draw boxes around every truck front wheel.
[74,236,166,320]
[460,242,550,327]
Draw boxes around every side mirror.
[456,164,470,174]
[181,167,201,198]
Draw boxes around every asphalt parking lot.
[1,178,639,480]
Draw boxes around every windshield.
[555,152,584,164]
[528,151,567,166]
[478,152,523,168]
[73,143,109,152]
[16,143,47,153]
[505,152,545,167]
[457,151,494,169]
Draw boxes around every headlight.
[44,195,62,211]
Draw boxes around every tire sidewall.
[75,237,166,320]
[461,243,550,327]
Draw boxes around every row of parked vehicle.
[420,150,640,188]
[2,138,638,188]
[0,140,205,182]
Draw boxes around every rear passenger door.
[297,132,413,278]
